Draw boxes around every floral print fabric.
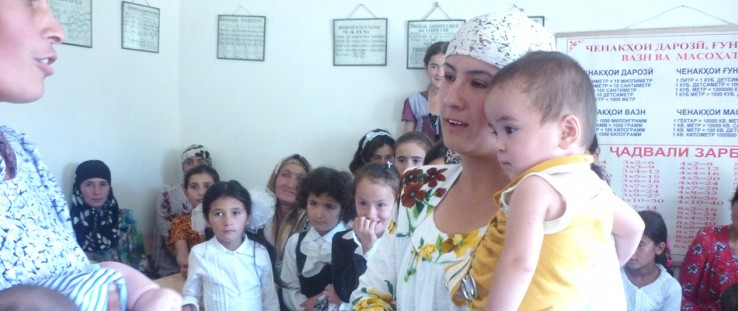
[351,164,483,310]
[0,126,89,288]
[679,225,738,310]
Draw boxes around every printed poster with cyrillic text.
[557,28,738,261]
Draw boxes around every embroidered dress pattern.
[352,164,483,310]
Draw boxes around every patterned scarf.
[70,160,120,253]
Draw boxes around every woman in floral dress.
[351,12,554,310]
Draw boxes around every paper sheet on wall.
[557,27,738,262]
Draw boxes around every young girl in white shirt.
[280,167,354,311]
[621,210,681,311]
[182,180,280,311]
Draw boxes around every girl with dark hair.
[349,129,395,174]
[401,41,449,143]
[621,210,681,310]
[70,160,147,273]
[393,131,432,175]
[329,163,400,310]
[182,181,279,311]
[168,164,220,276]
[281,167,354,311]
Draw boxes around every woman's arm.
[485,177,556,311]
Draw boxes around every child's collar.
[494,155,594,203]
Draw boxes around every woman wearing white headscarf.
[351,12,554,310]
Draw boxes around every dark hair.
[297,167,355,222]
[721,282,738,311]
[424,140,448,165]
[349,129,395,174]
[202,180,279,283]
[396,131,432,153]
[184,164,220,187]
[353,162,401,197]
[731,185,738,206]
[424,41,449,67]
[490,51,597,147]
[638,210,673,275]
[588,135,599,155]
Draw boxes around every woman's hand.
[354,216,378,254]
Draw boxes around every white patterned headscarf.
[446,12,555,69]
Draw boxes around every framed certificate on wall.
[121,2,160,53]
[333,18,388,66]
[217,15,267,61]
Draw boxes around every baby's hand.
[134,287,182,311]
[354,216,378,253]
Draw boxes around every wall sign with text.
[333,18,388,66]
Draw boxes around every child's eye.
[214,211,224,217]
[504,126,517,135]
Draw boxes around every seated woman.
[70,160,147,273]
[167,164,220,276]
[679,184,738,309]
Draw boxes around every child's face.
[355,178,395,238]
[394,142,426,174]
[0,0,64,103]
[369,144,394,164]
[485,84,563,179]
[207,197,249,251]
[186,173,215,207]
[306,193,342,235]
[626,235,663,271]
[274,164,307,207]
[80,178,110,208]
[425,53,446,89]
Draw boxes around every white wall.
[1,0,736,237]
[178,0,738,197]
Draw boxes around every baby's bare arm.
[611,203,645,265]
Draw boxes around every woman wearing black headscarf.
[70,160,147,273]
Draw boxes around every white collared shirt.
[281,223,347,310]
[181,238,279,311]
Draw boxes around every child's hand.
[300,294,319,311]
[176,254,189,277]
[133,287,182,311]
[354,216,378,254]
[324,284,341,305]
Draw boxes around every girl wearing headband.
[348,129,396,174]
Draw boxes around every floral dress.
[351,164,483,310]
[679,225,738,310]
